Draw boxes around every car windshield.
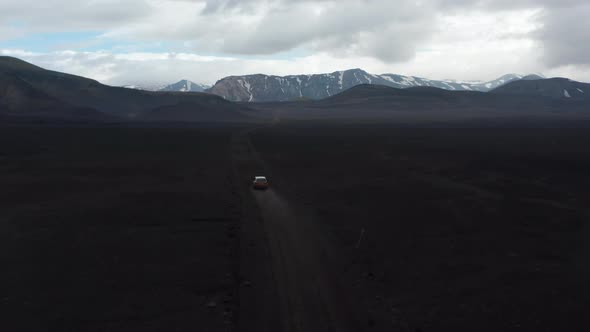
[256,178,267,182]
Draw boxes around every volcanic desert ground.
[3,117,590,331]
[3,56,590,332]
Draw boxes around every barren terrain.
[3,118,590,332]
[251,121,590,331]
[0,125,241,331]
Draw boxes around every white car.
[252,176,269,190]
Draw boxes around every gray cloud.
[0,0,439,63]
[214,0,435,63]
[0,0,153,31]
[202,0,267,14]
[1,0,589,71]
[536,3,590,67]
[435,0,590,67]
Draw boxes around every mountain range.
[1,56,589,124]
[205,69,544,102]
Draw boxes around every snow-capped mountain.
[121,83,164,91]
[159,80,210,93]
[206,69,538,102]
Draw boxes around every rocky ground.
[4,120,590,332]
[251,122,590,331]
[0,125,241,332]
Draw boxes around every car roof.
[255,176,267,180]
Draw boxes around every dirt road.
[231,123,361,332]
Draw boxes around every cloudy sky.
[1,0,589,86]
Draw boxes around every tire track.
[230,113,362,332]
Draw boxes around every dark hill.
[139,101,253,123]
[319,84,484,106]
[321,84,409,102]
[0,69,106,121]
[521,74,545,81]
[248,83,590,122]
[0,56,251,122]
[491,78,590,100]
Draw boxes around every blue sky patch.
[1,31,108,52]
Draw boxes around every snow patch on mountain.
[123,85,142,90]
[121,84,163,91]
[238,79,253,102]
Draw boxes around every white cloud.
[5,43,590,89]
[2,49,391,85]
[392,8,544,81]
[95,0,437,63]
[536,3,590,67]
[1,0,590,83]
[0,0,153,31]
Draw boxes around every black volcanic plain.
[251,121,590,331]
[0,125,242,331]
[3,57,590,331]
